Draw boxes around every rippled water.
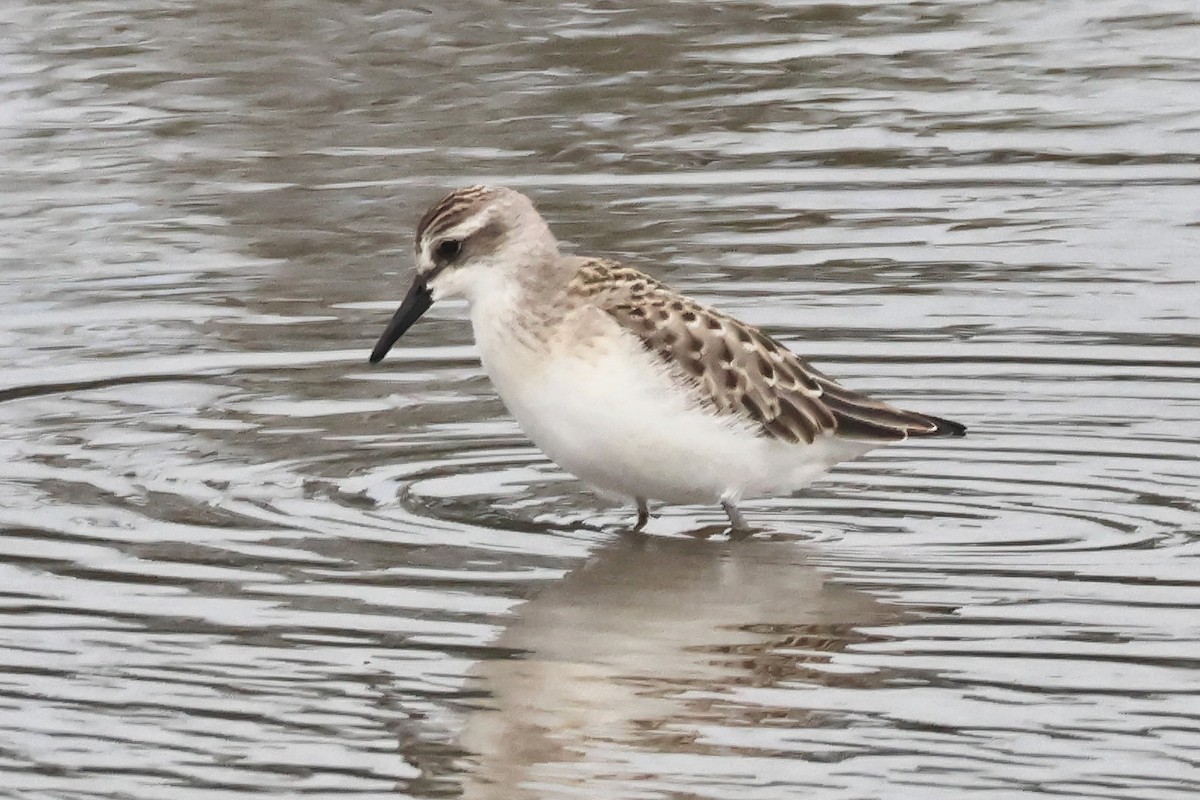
[2,1,1198,798]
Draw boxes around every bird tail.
[819,380,967,441]
[913,413,967,438]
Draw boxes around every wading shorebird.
[370,186,965,536]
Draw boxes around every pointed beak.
[369,276,433,364]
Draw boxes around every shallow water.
[2,1,1199,798]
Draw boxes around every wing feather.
[567,259,965,444]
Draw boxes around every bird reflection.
[454,532,902,798]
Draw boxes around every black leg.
[633,498,649,531]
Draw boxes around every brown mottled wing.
[569,259,963,445]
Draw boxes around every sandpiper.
[370,186,965,535]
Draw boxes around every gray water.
[2,1,1199,798]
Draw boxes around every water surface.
[1,1,1198,798]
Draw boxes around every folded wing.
[568,259,966,445]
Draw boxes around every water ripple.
[2,0,1199,798]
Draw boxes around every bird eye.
[435,239,462,262]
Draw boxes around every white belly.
[474,307,871,505]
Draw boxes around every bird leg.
[721,500,752,539]
[633,498,650,532]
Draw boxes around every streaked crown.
[412,185,557,280]
[415,185,500,249]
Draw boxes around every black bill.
[369,277,433,364]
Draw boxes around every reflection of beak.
[369,276,433,364]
